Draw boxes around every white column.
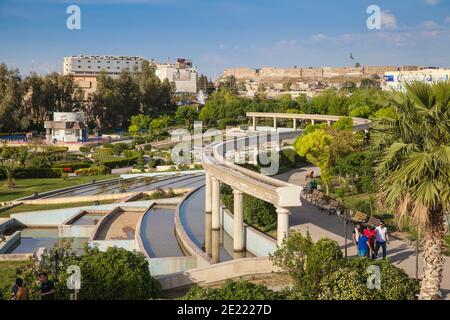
[273,117,277,129]
[293,118,297,130]
[276,207,290,247]
[311,119,315,125]
[233,189,244,252]
[252,117,256,131]
[211,177,220,231]
[205,173,212,214]
[327,120,331,127]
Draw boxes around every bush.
[303,238,343,298]
[217,118,238,130]
[100,156,139,169]
[8,168,63,179]
[75,165,111,176]
[79,146,91,154]
[243,195,277,232]
[63,247,160,300]
[318,267,372,300]
[52,161,91,172]
[271,232,419,300]
[183,280,285,300]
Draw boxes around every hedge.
[99,156,139,169]
[0,167,63,179]
[52,161,92,171]
[75,165,111,176]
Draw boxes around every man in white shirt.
[375,221,389,259]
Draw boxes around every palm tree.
[374,81,450,300]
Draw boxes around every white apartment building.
[62,55,197,95]
[155,59,197,94]
[62,55,144,77]
[383,68,450,91]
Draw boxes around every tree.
[295,129,333,194]
[174,105,198,128]
[332,116,353,131]
[374,81,450,300]
[0,64,29,132]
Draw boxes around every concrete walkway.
[275,167,450,300]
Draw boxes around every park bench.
[367,216,382,227]
[324,198,342,215]
[306,189,322,204]
[351,211,368,223]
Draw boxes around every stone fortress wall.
[223,65,420,81]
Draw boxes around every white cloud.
[311,33,328,42]
[424,0,440,5]
[422,20,439,29]
[381,11,397,29]
[445,16,450,24]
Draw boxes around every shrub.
[79,146,91,154]
[52,161,91,172]
[100,156,139,169]
[183,280,285,300]
[270,231,313,291]
[243,195,277,232]
[18,246,160,300]
[318,267,372,300]
[303,238,343,298]
[11,168,63,179]
[75,165,111,176]
[217,118,238,130]
[62,247,160,300]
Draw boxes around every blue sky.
[1,0,449,79]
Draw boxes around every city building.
[155,58,198,94]
[44,112,87,143]
[383,68,450,91]
[62,55,197,98]
[62,55,144,77]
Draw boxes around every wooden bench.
[325,199,342,215]
[367,216,382,227]
[307,189,324,205]
[351,211,368,223]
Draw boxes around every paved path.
[275,167,450,300]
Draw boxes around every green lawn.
[0,175,118,203]
[0,260,28,298]
[0,200,117,218]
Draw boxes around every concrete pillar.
[233,189,245,252]
[204,210,212,255]
[311,119,315,125]
[293,118,297,130]
[211,229,220,263]
[211,177,220,231]
[327,120,331,127]
[252,117,256,131]
[205,173,212,214]
[273,117,277,130]
[276,207,290,247]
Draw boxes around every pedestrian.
[357,232,373,257]
[364,225,376,259]
[13,278,27,300]
[375,221,390,259]
[39,273,55,300]
[352,223,362,246]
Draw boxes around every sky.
[0,0,449,79]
